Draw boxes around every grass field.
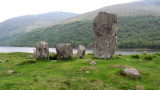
[0,52,160,90]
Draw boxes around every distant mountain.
[141,0,160,6]
[0,12,77,33]
[0,12,77,45]
[63,0,160,22]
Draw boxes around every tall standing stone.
[77,45,86,58]
[56,43,73,59]
[36,41,49,60]
[93,12,117,59]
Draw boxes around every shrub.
[142,51,147,55]
[49,53,58,60]
[154,53,160,56]
[131,54,140,59]
[118,54,122,56]
[114,55,121,59]
[143,55,154,61]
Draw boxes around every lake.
[0,46,159,55]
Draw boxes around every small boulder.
[77,45,86,58]
[28,55,34,58]
[0,60,3,63]
[136,85,145,90]
[86,71,90,73]
[90,61,96,65]
[5,70,15,74]
[51,60,57,62]
[121,68,140,79]
[56,43,73,59]
[17,73,24,76]
[0,60,7,63]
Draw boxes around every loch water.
[0,46,159,55]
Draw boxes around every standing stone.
[93,12,117,59]
[36,41,49,60]
[33,49,36,57]
[77,45,86,58]
[56,43,73,59]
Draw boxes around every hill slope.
[63,0,160,22]
[8,16,160,49]
[0,12,77,45]
[1,0,160,48]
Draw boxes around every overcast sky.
[0,0,138,22]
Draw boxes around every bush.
[154,53,160,56]
[144,55,154,61]
[131,54,140,59]
[118,54,123,56]
[142,51,147,55]
[49,53,58,60]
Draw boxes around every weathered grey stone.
[5,70,15,74]
[136,86,145,90]
[0,60,8,63]
[93,12,117,59]
[0,60,3,63]
[28,55,34,58]
[36,41,49,60]
[77,45,86,58]
[33,49,36,57]
[121,68,140,78]
[56,43,73,59]
[17,73,24,76]
[90,61,96,65]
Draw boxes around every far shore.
[0,46,160,51]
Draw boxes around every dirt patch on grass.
[110,65,129,68]
[80,66,97,70]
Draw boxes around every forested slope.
[8,16,160,49]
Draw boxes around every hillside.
[1,0,160,48]
[8,16,160,49]
[7,20,93,47]
[63,0,160,23]
[0,12,77,45]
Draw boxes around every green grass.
[0,52,160,90]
